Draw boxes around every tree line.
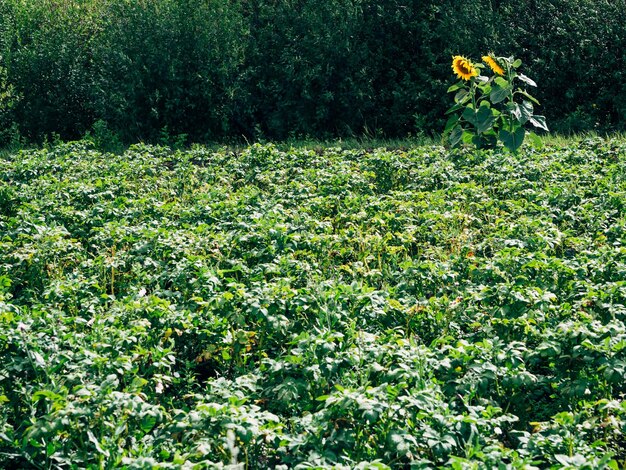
[0,0,624,145]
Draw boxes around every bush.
[495,0,626,134]
[0,0,624,144]
[1,1,97,141]
[90,0,248,142]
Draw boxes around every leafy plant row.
[1,139,626,468]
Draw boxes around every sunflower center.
[459,63,471,74]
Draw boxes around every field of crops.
[1,139,626,468]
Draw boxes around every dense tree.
[0,0,624,144]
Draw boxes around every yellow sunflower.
[451,56,478,81]
[482,55,505,76]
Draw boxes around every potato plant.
[1,139,626,468]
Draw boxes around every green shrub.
[495,0,626,134]
[89,0,248,142]
[1,1,97,141]
[0,0,624,144]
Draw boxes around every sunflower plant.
[445,54,548,152]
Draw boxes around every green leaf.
[517,73,537,87]
[0,276,11,290]
[519,100,534,125]
[508,103,522,121]
[449,126,463,147]
[445,103,463,115]
[444,114,459,133]
[490,85,510,104]
[472,133,497,149]
[518,90,540,105]
[31,351,46,368]
[528,115,549,132]
[141,413,158,433]
[46,442,56,457]
[512,58,522,68]
[527,131,543,148]
[33,390,64,403]
[500,127,525,152]
[494,77,509,88]
[363,409,379,423]
[87,430,110,457]
[129,376,148,391]
[454,89,469,104]
[462,131,474,144]
[476,105,497,134]
[447,82,465,93]
[462,106,477,125]
[607,460,620,470]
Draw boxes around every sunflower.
[482,55,505,76]
[451,56,478,81]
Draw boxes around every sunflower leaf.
[490,84,511,104]
[449,126,464,147]
[494,77,509,88]
[528,115,549,132]
[508,103,522,121]
[518,73,537,87]
[462,107,477,125]
[447,82,465,93]
[518,90,540,105]
[462,131,475,144]
[500,127,525,153]
[476,106,497,134]
[472,133,497,149]
[519,100,534,125]
[454,89,469,104]
[445,103,463,115]
[444,114,459,133]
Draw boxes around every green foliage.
[0,0,247,144]
[89,0,247,142]
[1,1,97,141]
[446,55,548,152]
[0,63,19,147]
[0,0,624,144]
[86,119,124,154]
[1,138,626,467]
[495,0,626,135]
[0,3,20,148]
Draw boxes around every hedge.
[0,0,624,144]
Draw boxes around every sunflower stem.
[507,63,514,132]
[471,79,480,136]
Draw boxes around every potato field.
[1,139,626,468]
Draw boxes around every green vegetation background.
[2,138,626,468]
[0,0,625,145]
